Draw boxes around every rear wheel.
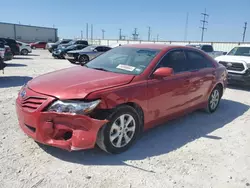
[78,55,89,64]
[96,105,141,154]
[21,49,28,55]
[206,86,222,113]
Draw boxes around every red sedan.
[30,41,47,49]
[16,44,227,154]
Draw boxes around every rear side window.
[157,50,188,73]
[95,47,105,52]
[185,50,214,70]
[201,45,213,53]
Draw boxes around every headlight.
[47,100,101,115]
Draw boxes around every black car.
[4,45,13,61]
[52,44,87,59]
[0,38,20,55]
[65,45,112,64]
[0,42,7,72]
[48,39,72,53]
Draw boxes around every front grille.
[21,96,47,111]
[219,61,245,71]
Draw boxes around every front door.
[147,50,192,125]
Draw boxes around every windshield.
[85,47,160,75]
[66,45,77,50]
[228,47,250,56]
[67,41,75,45]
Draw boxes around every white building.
[0,22,58,42]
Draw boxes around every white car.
[215,45,250,86]
[17,41,32,55]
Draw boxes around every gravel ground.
[0,50,250,188]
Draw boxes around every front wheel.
[78,55,89,64]
[21,49,28,55]
[206,86,222,113]
[96,105,141,154]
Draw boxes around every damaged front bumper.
[15,89,107,151]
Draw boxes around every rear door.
[184,50,216,106]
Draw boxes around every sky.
[1,0,250,42]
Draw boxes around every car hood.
[215,55,250,64]
[28,66,135,99]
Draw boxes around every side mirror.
[93,49,97,52]
[153,67,173,78]
[223,52,227,55]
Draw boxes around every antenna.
[243,22,247,42]
[200,9,209,42]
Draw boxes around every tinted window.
[186,50,213,70]
[96,47,105,52]
[104,47,111,51]
[77,40,88,45]
[157,50,188,73]
[201,45,213,52]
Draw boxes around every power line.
[132,28,139,40]
[91,24,93,42]
[243,22,247,42]
[200,9,209,42]
[101,29,105,39]
[148,26,151,41]
[119,29,122,40]
[184,12,189,41]
[86,23,88,40]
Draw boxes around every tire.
[78,55,89,64]
[206,86,222,113]
[21,49,29,55]
[96,105,141,154]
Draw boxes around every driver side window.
[157,50,188,74]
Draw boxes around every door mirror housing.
[153,67,173,78]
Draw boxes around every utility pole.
[101,29,105,39]
[91,24,93,42]
[243,22,247,42]
[148,26,151,41]
[86,23,88,40]
[119,29,122,40]
[157,34,159,42]
[184,12,189,41]
[132,28,139,40]
[81,30,83,39]
[200,9,209,42]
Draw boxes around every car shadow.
[227,84,249,91]
[13,57,33,60]
[39,99,249,168]
[27,54,40,57]
[0,76,32,88]
[6,63,27,67]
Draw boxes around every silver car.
[65,45,112,64]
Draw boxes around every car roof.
[120,44,190,50]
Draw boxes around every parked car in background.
[30,41,47,49]
[57,40,88,49]
[16,44,227,154]
[52,44,87,59]
[186,44,225,59]
[4,45,13,61]
[65,45,112,64]
[0,42,6,72]
[17,41,32,55]
[215,45,250,86]
[48,39,72,53]
[0,38,20,55]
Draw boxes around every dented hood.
[28,66,134,99]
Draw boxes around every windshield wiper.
[92,67,109,72]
